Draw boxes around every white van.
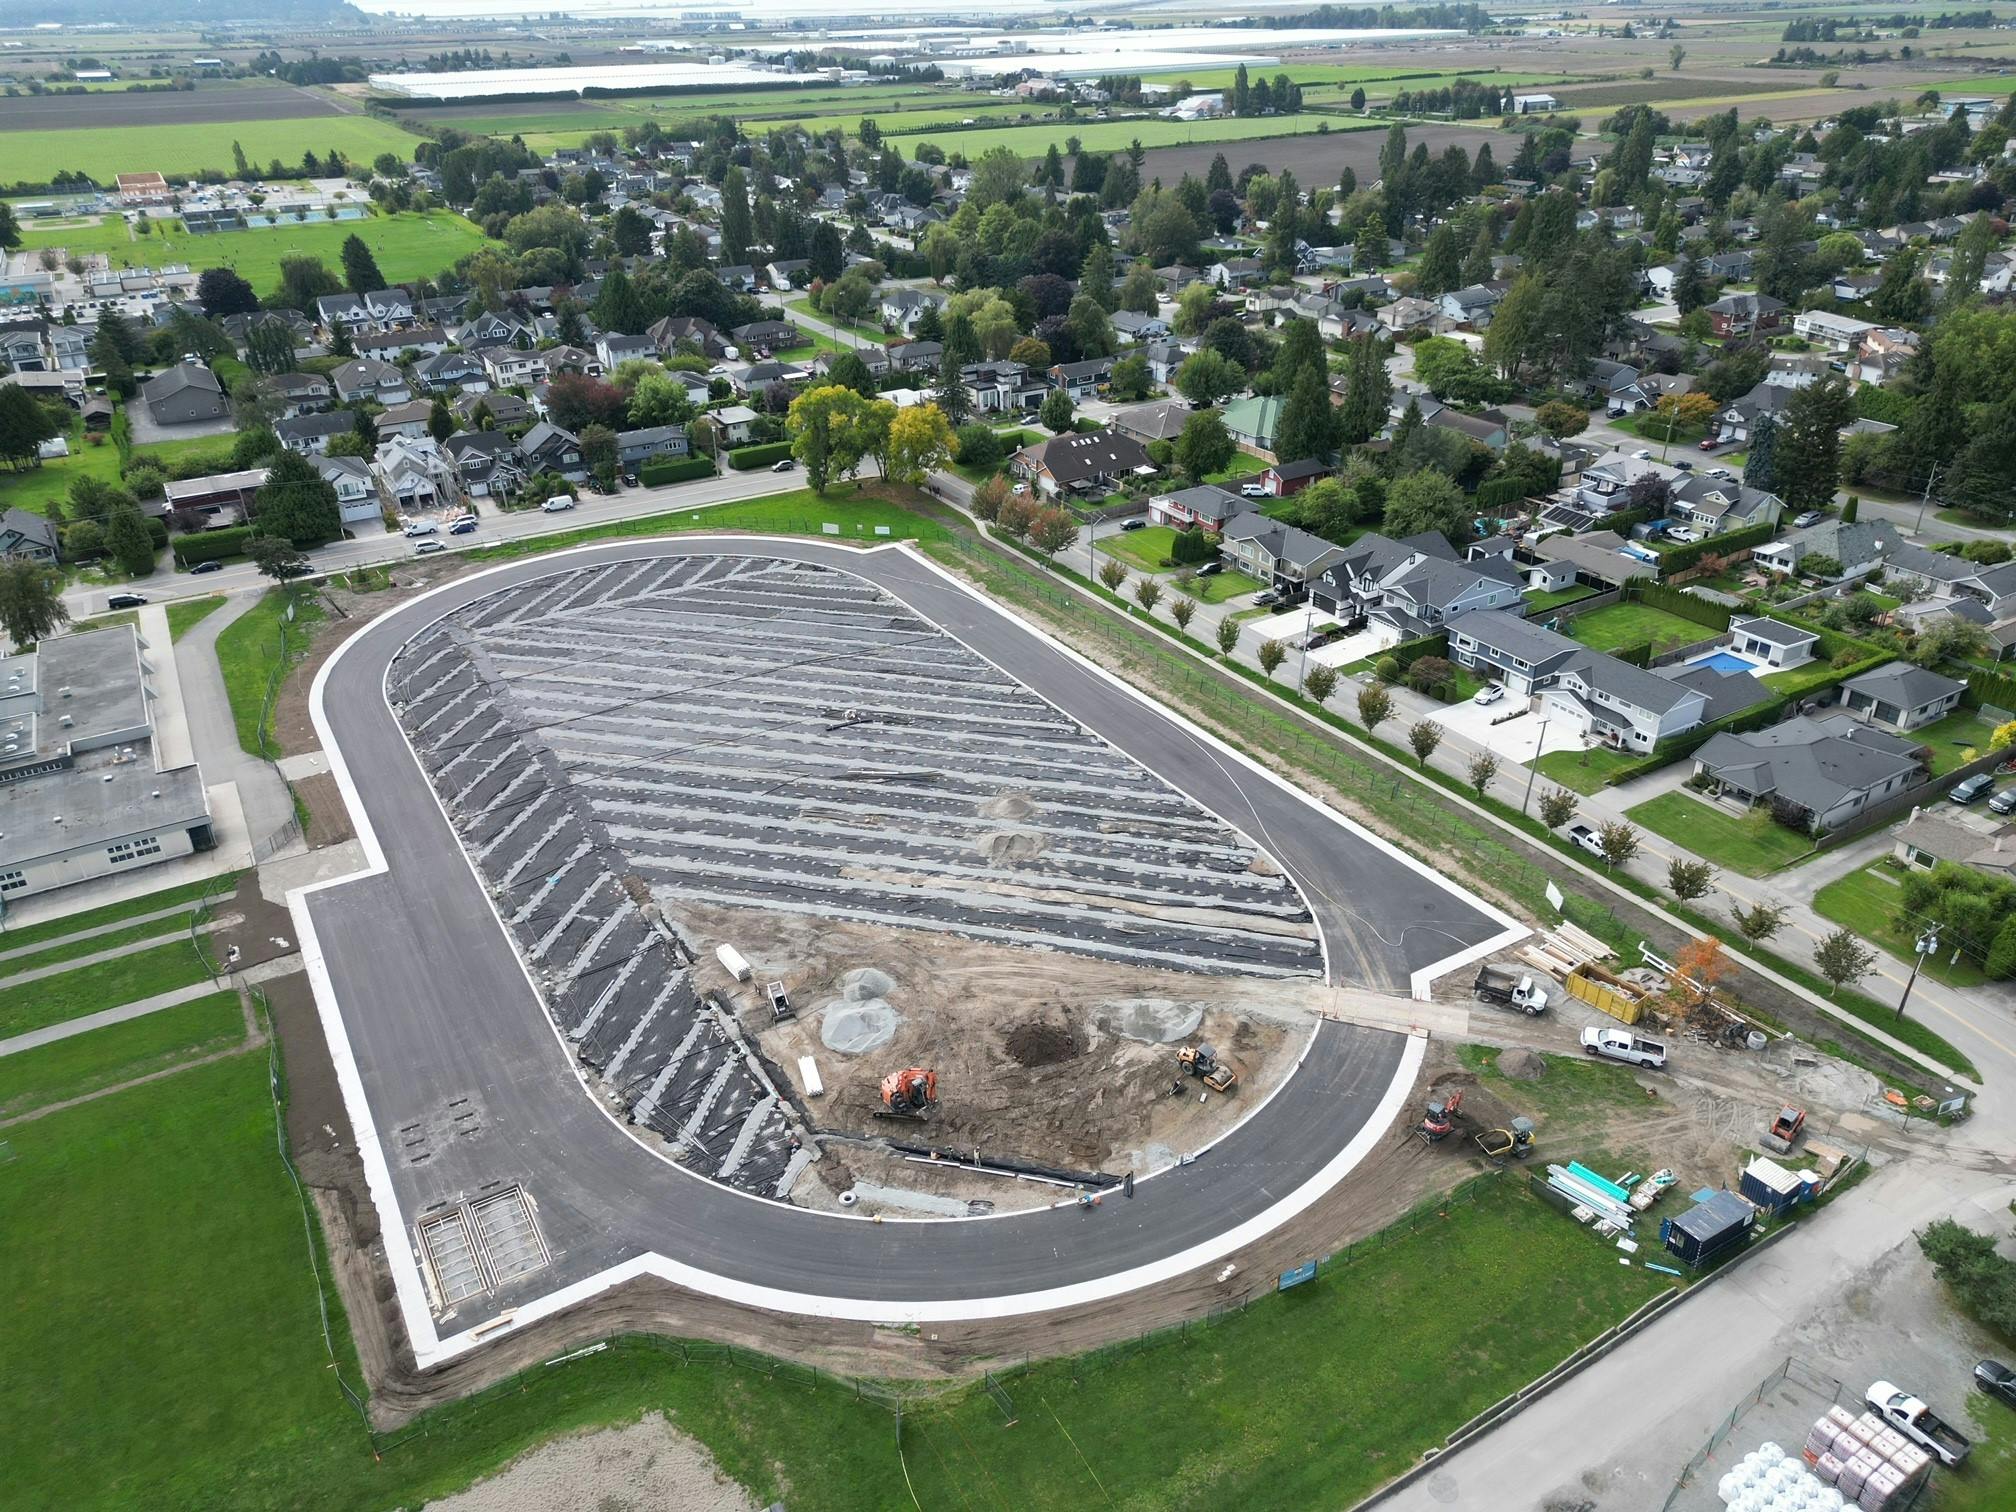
[541,494,575,513]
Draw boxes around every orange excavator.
[1418,1088,1465,1144]
[878,1067,939,1121]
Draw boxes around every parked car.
[770,458,795,473]
[1253,589,1281,607]
[1951,773,1996,805]
[402,519,438,537]
[450,517,479,536]
[1792,510,1823,528]
[1976,1360,2016,1408]
[1697,437,1720,452]
[621,472,639,488]
[1120,519,1147,532]
[541,495,575,513]
[1990,787,2016,816]
[1240,482,1267,498]
[106,593,149,609]
[1473,682,1505,706]
[1580,1025,1668,1070]
[189,560,225,575]
[1196,560,1223,576]
[1565,821,1606,858]
[414,539,447,556]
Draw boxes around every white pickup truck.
[1867,1380,1971,1466]
[1579,1025,1667,1069]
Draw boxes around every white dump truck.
[1474,963,1550,1015]
[1867,1380,1971,1466]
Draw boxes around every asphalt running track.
[292,537,1524,1364]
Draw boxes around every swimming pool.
[1693,651,1757,675]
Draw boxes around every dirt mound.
[838,966,896,1001]
[978,791,1037,821]
[1496,1048,1549,1081]
[976,829,1049,865]
[1005,1020,1081,1068]
[821,1000,899,1054]
[1100,997,1205,1045]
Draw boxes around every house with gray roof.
[1312,532,1522,642]
[1893,808,2016,879]
[1728,616,1818,670]
[1837,663,1967,733]
[1147,484,1244,533]
[1692,714,1926,833]
[0,508,59,564]
[1752,518,1899,579]
[141,363,227,426]
[1219,512,1347,595]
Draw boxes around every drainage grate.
[417,1207,488,1306]
[470,1186,550,1286]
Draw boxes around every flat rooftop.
[19,626,150,758]
[0,751,208,870]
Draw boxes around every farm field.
[890,111,1381,159]
[0,79,346,131]
[21,209,490,296]
[0,115,427,185]
[1138,122,1528,192]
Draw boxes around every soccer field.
[20,209,491,297]
[0,115,428,185]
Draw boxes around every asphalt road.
[299,537,1515,1352]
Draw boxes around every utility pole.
[1519,715,1552,816]
[1897,925,1940,1021]
[1914,463,1942,534]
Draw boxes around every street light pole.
[1897,926,1940,1021]
[1520,715,1552,816]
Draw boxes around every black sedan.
[1978,1360,2016,1407]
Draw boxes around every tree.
[1305,663,1338,704]
[1028,505,1076,560]
[1215,618,1240,656]
[1039,387,1074,433]
[580,423,618,488]
[1358,683,1392,732]
[0,385,62,470]
[1669,935,1728,1009]
[1943,212,1996,312]
[1257,638,1286,680]
[1135,579,1163,614]
[1650,391,1718,453]
[0,559,68,647]
[1174,410,1234,482]
[885,403,956,485]
[1383,469,1469,540]
[1097,558,1127,592]
[256,450,343,546]
[969,145,1029,211]
[247,535,311,583]
[0,202,18,254]
[1595,822,1640,871]
[1416,224,1463,298]
[104,503,156,578]
[1668,857,1716,902]
[786,384,872,493]
[1336,335,1390,446]
[1775,377,1852,513]
[591,267,649,335]
[1408,719,1443,767]
[1467,752,1500,800]
[196,267,258,316]
[1732,898,1790,945]
[1534,400,1588,440]
[1813,927,1877,996]
[1537,788,1577,829]
[719,166,752,268]
[824,350,878,400]
[1670,43,1687,71]
[1171,597,1197,634]
[339,233,385,294]
[1272,366,1337,466]
[1109,354,1151,402]
[1743,414,1779,495]
[244,321,296,377]
[1175,348,1244,409]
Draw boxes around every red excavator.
[1418,1088,1465,1144]
[878,1067,939,1121]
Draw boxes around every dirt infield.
[0,82,345,131]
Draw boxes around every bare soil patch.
[422,1411,757,1512]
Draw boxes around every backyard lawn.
[1205,452,1268,484]
[1626,790,1817,875]
[1812,861,1988,989]
[1911,708,2003,776]
[1099,524,1184,571]
[1523,584,1597,615]
[1564,602,1717,656]
[1187,568,1265,604]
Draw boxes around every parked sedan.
[1792,510,1824,528]
[1951,773,1996,806]
[1977,1360,2016,1408]
[1990,786,2016,816]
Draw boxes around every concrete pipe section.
[290,537,1525,1366]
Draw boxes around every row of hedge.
[639,456,715,486]
[1623,579,1734,631]
[1966,668,2016,713]
[727,441,794,470]
[1655,518,1777,576]
[172,524,257,566]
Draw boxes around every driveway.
[125,405,235,448]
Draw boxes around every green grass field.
[1627,790,1816,875]
[0,989,243,1117]
[0,423,255,522]
[24,209,491,298]
[1911,707,2003,775]
[214,586,325,757]
[0,937,216,1039]
[1099,523,1184,571]
[1533,745,1648,794]
[166,594,227,641]
[0,873,222,954]
[1813,861,1990,989]
[0,909,209,980]
[1524,584,1598,614]
[888,112,1379,160]
[1564,601,1715,656]
[1188,567,1265,604]
[2,115,427,185]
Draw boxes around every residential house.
[1882,541,2016,617]
[1437,284,1503,329]
[414,350,488,394]
[1892,809,2016,879]
[479,347,549,390]
[1752,518,1898,578]
[727,358,810,398]
[1378,297,1440,335]
[309,454,381,525]
[1259,458,1330,497]
[1112,400,1192,447]
[729,319,799,355]
[443,431,527,499]
[1048,356,1114,400]
[1009,430,1156,499]
[0,508,59,563]
[1221,395,1284,454]
[1713,383,1796,446]
[453,311,532,350]
[1446,610,1709,752]
[141,364,228,426]
[715,265,758,294]
[330,358,412,407]
[353,326,447,361]
[1791,309,1877,353]
[764,259,810,289]
[1728,615,1818,670]
[1838,663,1967,733]
[885,339,943,374]
[1219,512,1347,597]
[314,288,415,333]
[517,421,588,482]
[1111,310,1170,343]
[1528,528,1658,589]
[962,361,1050,414]
[371,437,459,513]
[616,425,689,470]
[375,399,437,441]
[1691,714,1926,833]
[1315,533,1525,643]
[647,314,727,358]
[1143,339,1193,385]
[1147,484,1244,533]
[1703,291,1786,339]
[264,370,333,417]
[597,331,658,371]
[1207,257,1263,290]
[880,288,944,333]
[451,391,531,430]
[275,411,359,455]
[1700,250,1755,282]
[707,405,758,448]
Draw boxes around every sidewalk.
[0,979,223,1058]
